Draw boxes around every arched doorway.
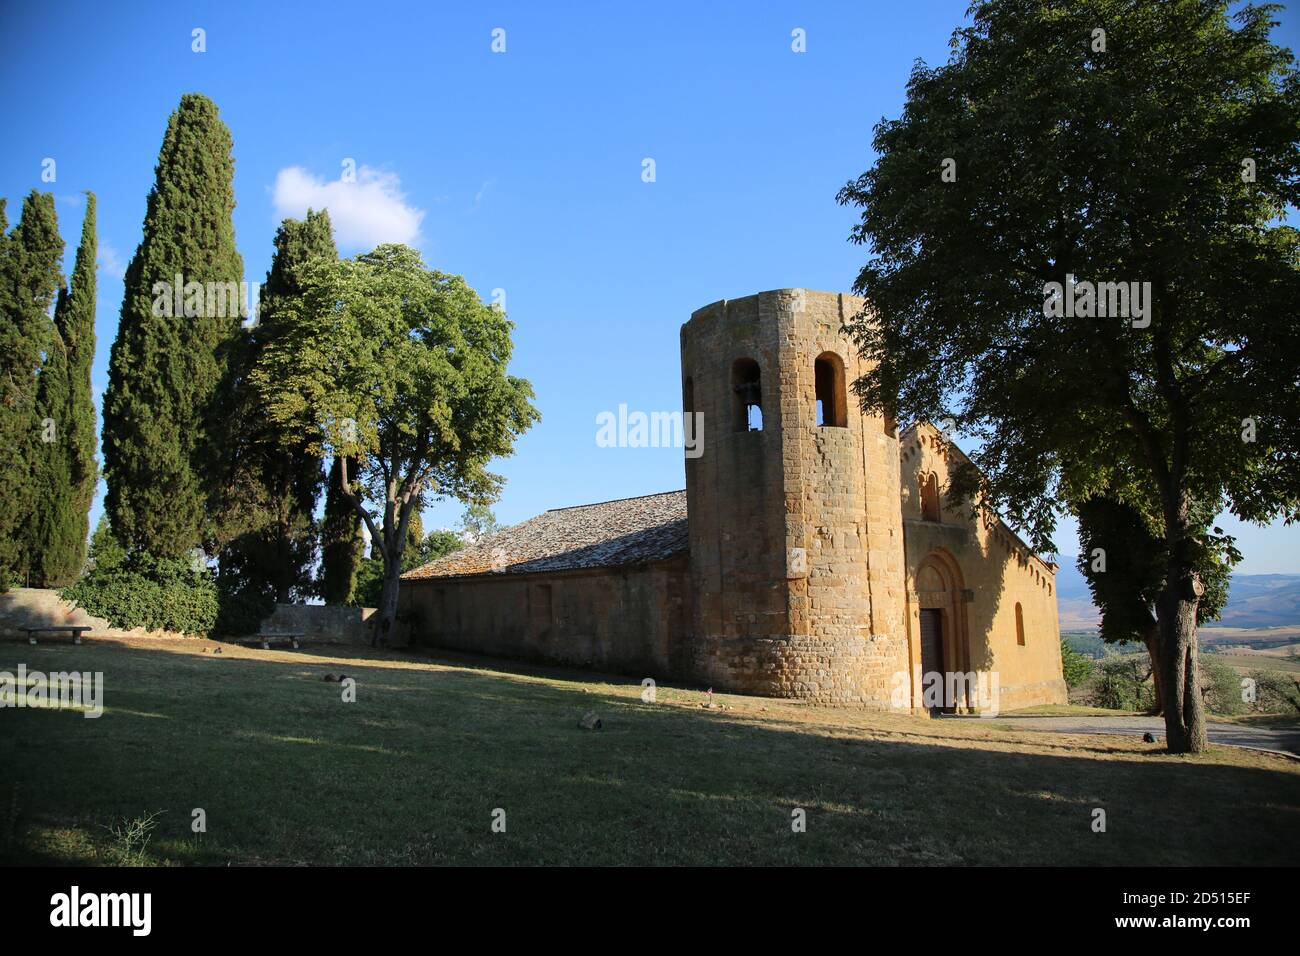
[911,550,971,713]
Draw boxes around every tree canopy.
[251,243,538,640]
[838,0,1300,751]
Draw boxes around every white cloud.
[97,242,125,280]
[271,164,425,250]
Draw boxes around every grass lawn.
[3,637,1298,866]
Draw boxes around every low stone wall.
[0,587,186,640]
[258,603,376,644]
[0,588,377,644]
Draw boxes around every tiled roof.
[401,491,688,581]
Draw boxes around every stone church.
[401,289,1067,712]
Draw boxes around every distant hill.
[1053,565,1300,632]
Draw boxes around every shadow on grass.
[1,640,1297,866]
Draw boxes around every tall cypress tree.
[0,192,63,582]
[30,194,97,586]
[216,210,336,605]
[102,93,245,558]
[321,455,364,604]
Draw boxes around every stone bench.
[239,633,303,650]
[23,626,92,645]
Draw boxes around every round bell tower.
[680,289,909,706]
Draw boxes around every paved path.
[957,714,1299,757]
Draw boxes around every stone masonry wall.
[682,289,909,705]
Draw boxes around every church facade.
[401,289,1066,713]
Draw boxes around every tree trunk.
[1141,621,1163,716]
[371,559,402,647]
[1156,556,1208,753]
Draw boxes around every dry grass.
[2,637,1297,866]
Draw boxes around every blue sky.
[1,1,1297,573]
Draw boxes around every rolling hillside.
[1053,565,1300,633]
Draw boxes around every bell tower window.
[814,352,847,427]
[732,358,763,432]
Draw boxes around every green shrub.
[1245,669,1300,714]
[212,576,275,637]
[1090,654,1156,711]
[1060,638,1096,690]
[353,557,385,609]
[1199,655,1246,716]
[62,551,218,635]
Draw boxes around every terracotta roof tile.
[401,490,688,580]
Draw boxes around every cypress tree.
[321,456,364,604]
[0,192,63,582]
[217,210,336,604]
[102,93,245,558]
[30,194,97,586]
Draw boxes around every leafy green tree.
[102,93,246,558]
[30,193,98,586]
[457,503,500,543]
[87,514,126,573]
[1246,669,1300,714]
[416,528,464,567]
[353,519,464,607]
[0,191,63,582]
[321,455,364,604]
[216,210,336,603]
[838,0,1300,752]
[1198,654,1246,715]
[1059,637,1096,692]
[1091,654,1156,712]
[1075,492,1233,713]
[252,244,538,643]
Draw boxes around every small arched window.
[732,358,763,432]
[919,472,941,522]
[1015,603,1026,646]
[683,375,694,416]
[814,352,847,427]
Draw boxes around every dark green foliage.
[418,529,464,566]
[251,243,539,643]
[837,0,1300,752]
[321,456,364,604]
[1199,655,1246,715]
[67,515,260,635]
[0,192,63,581]
[1091,655,1157,711]
[62,552,218,636]
[352,557,385,609]
[215,210,336,603]
[1075,494,1234,646]
[87,514,126,573]
[30,194,97,586]
[1060,638,1096,690]
[353,517,464,607]
[102,93,245,558]
[212,571,276,636]
[1245,669,1300,714]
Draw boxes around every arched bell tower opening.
[814,351,847,427]
[731,358,763,431]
